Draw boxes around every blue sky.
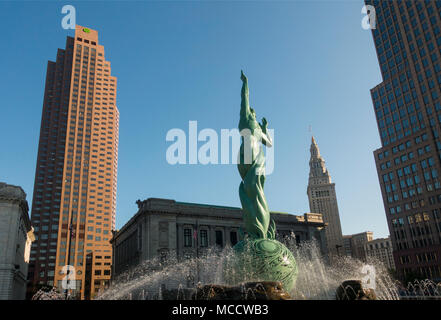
[0,0,389,238]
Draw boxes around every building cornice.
[0,182,31,231]
[111,198,326,243]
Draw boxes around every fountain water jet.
[96,237,404,300]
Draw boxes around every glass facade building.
[367,0,441,281]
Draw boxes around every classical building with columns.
[307,136,344,257]
[0,182,34,300]
[111,198,328,277]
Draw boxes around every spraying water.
[96,236,411,300]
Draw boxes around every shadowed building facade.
[342,231,374,261]
[366,0,441,281]
[27,26,119,299]
[365,237,396,270]
[0,183,34,300]
[111,198,328,278]
[307,137,344,258]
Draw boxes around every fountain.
[94,72,438,301]
[97,238,407,300]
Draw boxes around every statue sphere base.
[225,238,298,292]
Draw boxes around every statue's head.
[250,107,256,119]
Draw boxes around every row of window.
[76,37,97,46]
[382,156,435,183]
[378,133,428,161]
[183,228,238,248]
[399,251,438,265]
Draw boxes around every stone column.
[209,226,215,247]
[177,224,184,259]
[225,227,231,247]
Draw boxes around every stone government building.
[111,198,328,277]
[0,183,35,300]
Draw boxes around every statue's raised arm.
[240,70,251,119]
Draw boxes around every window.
[230,231,238,246]
[215,230,223,247]
[200,230,208,247]
[184,228,192,247]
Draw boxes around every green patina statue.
[226,71,298,292]
[238,70,274,240]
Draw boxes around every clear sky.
[0,0,389,238]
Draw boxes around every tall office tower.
[307,137,344,258]
[27,26,119,299]
[366,0,441,281]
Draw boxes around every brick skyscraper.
[27,26,119,299]
[367,0,441,281]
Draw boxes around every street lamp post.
[196,220,200,284]
[65,210,74,299]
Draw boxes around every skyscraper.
[367,0,441,281]
[27,26,119,299]
[307,137,344,257]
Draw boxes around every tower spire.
[306,136,343,259]
[310,135,320,158]
[309,136,329,182]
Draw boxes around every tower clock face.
[83,28,91,33]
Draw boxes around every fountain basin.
[160,281,291,300]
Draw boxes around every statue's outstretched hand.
[260,117,272,147]
[261,117,268,129]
